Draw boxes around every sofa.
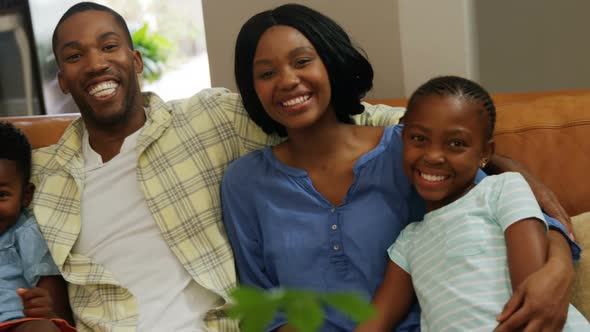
[2,89,589,319]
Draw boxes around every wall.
[397,0,479,96]
[202,0,590,99]
[202,0,405,99]
[475,0,590,93]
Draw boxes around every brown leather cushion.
[494,93,590,216]
[1,114,79,149]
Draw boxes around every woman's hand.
[494,232,575,332]
[18,287,57,319]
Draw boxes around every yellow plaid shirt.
[30,89,404,332]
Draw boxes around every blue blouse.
[0,211,60,322]
[222,125,423,331]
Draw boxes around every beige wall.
[475,0,590,93]
[202,0,405,99]
[202,0,590,99]
[398,0,479,96]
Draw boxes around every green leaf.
[283,290,324,332]
[321,293,376,324]
[228,287,281,332]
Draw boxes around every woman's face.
[252,25,333,131]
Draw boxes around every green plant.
[229,287,375,332]
[131,23,173,83]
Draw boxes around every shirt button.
[331,224,338,231]
[333,244,340,251]
[330,208,336,213]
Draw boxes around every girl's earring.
[480,159,488,168]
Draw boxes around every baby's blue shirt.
[0,211,60,322]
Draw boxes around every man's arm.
[354,103,406,127]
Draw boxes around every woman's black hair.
[234,3,374,137]
[407,75,496,139]
[0,122,32,184]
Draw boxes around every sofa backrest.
[493,91,590,216]
[1,89,588,215]
[1,114,79,149]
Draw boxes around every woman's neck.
[285,121,353,159]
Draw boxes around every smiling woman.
[222,4,423,332]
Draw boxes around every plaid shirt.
[30,89,404,332]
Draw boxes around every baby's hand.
[17,287,57,319]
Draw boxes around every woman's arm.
[355,261,415,332]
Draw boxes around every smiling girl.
[355,76,589,331]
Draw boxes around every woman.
[222,4,576,331]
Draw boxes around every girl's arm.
[495,231,574,332]
[355,261,415,332]
[505,218,548,290]
[493,173,572,332]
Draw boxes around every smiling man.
[30,2,401,331]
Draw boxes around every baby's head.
[402,76,496,211]
[0,122,34,234]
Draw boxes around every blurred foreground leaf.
[229,287,375,332]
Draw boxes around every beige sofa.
[2,89,590,318]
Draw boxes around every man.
[31,2,577,332]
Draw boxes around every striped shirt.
[389,172,589,331]
[30,89,404,332]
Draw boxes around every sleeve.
[353,103,406,126]
[220,161,287,331]
[15,217,61,286]
[477,170,581,261]
[215,91,283,156]
[493,173,547,232]
[387,226,414,274]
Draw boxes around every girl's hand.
[17,287,57,319]
[494,234,574,332]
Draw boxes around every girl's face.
[402,95,494,211]
[252,25,333,132]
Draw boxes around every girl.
[355,76,589,331]
[223,4,578,331]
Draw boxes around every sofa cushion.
[494,93,590,216]
[572,211,590,320]
[1,114,78,149]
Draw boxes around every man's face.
[55,10,143,127]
